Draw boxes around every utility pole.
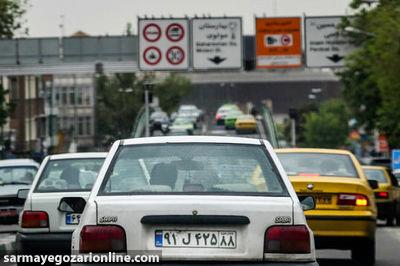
[144,89,150,137]
[289,108,298,148]
[291,119,296,147]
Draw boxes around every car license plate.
[66,213,81,225]
[155,230,236,248]
[0,209,17,217]
[315,195,332,205]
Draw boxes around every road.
[1,224,399,265]
[1,121,398,265]
[317,225,400,266]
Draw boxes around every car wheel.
[387,216,395,226]
[351,238,375,266]
[396,204,400,226]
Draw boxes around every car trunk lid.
[30,191,90,232]
[95,195,293,260]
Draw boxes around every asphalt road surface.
[1,224,399,265]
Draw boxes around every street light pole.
[144,89,150,137]
[291,118,296,147]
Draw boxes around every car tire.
[396,204,400,226]
[387,216,395,226]
[351,238,375,266]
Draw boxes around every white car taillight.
[79,225,126,253]
[21,211,49,228]
[265,225,311,254]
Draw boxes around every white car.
[71,136,317,265]
[0,159,39,223]
[16,152,107,254]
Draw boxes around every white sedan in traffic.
[17,152,107,254]
[71,136,317,265]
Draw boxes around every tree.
[155,73,191,114]
[0,83,13,131]
[0,0,28,38]
[302,100,350,149]
[340,0,400,147]
[95,73,143,145]
[95,73,191,146]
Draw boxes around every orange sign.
[255,17,302,68]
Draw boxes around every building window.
[78,117,84,135]
[84,87,91,106]
[86,116,92,135]
[61,87,68,105]
[69,87,75,105]
[76,87,83,105]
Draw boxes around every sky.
[24,0,353,37]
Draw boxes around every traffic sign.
[392,150,400,171]
[305,16,355,68]
[139,18,189,71]
[166,23,185,42]
[191,17,242,70]
[143,23,162,42]
[166,46,185,65]
[143,47,162,65]
[255,17,302,68]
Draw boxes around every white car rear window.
[35,158,104,192]
[99,143,287,196]
[0,166,38,185]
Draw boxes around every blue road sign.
[392,149,400,170]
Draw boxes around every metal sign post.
[144,89,150,137]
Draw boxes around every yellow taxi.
[276,148,377,266]
[235,114,257,134]
[363,165,400,226]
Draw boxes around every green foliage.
[95,73,191,146]
[340,0,400,147]
[155,73,191,114]
[95,73,143,144]
[302,100,350,149]
[0,83,12,130]
[0,0,28,38]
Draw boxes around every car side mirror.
[299,196,315,211]
[17,189,29,200]
[58,197,86,213]
[368,179,379,190]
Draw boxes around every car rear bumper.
[73,261,318,266]
[376,201,396,218]
[155,262,318,266]
[314,236,373,250]
[306,215,376,239]
[16,232,72,254]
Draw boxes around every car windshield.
[99,143,287,196]
[364,169,388,184]
[35,158,104,192]
[0,166,38,185]
[277,153,358,178]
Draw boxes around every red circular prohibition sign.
[143,23,162,42]
[166,23,185,42]
[143,46,162,65]
[166,46,185,65]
